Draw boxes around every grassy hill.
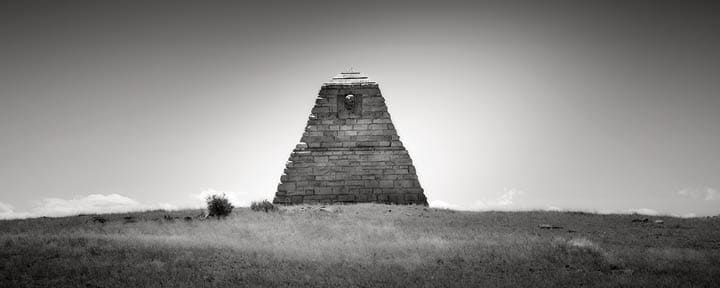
[1,204,719,287]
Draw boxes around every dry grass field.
[1,204,719,287]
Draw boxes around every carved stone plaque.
[337,93,361,118]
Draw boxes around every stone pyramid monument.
[273,70,427,205]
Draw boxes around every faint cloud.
[496,188,524,206]
[0,201,29,219]
[33,194,139,217]
[151,202,178,211]
[706,188,718,201]
[628,208,659,216]
[0,194,176,219]
[682,213,697,218]
[472,200,487,209]
[195,189,250,208]
[471,188,525,210]
[0,201,13,214]
[677,187,718,201]
[546,206,562,212]
[429,189,526,211]
[31,194,176,217]
[429,200,462,210]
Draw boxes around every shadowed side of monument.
[273,70,427,205]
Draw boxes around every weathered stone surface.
[273,70,427,206]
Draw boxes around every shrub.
[206,193,234,219]
[251,200,278,212]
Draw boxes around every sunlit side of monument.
[273,70,427,205]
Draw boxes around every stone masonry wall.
[273,83,427,205]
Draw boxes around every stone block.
[314,187,333,194]
[345,180,365,186]
[320,142,343,148]
[338,195,355,202]
[369,124,386,130]
[357,119,372,124]
[401,174,418,180]
[379,180,394,187]
[326,181,345,187]
[272,196,289,204]
[304,195,328,201]
[392,168,409,174]
[287,189,306,196]
[396,180,417,188]
[405,188,424,194]
[368,154,389,161]
[388,193,405,204]
[278,182,295,192]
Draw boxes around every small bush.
[251,200,278,213]
[206,194,234,218]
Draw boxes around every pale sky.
[1,0,719,218]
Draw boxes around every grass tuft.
[250,200,278,213]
